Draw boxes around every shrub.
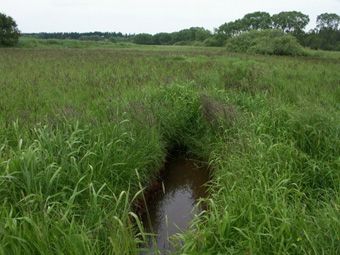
[192,41,204,46]
[226,29,308,56]
[336,43,340,51]
[109,37,117,43]
[173,40,191,46]
[204,37,223,47]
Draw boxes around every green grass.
[0,45,340,254]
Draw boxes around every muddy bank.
[140,158,210,254]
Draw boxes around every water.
[141,158,210,254]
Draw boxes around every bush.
[173,40,191,46]
[109,37,117,43]
[336,43,340,51]
[204,37,223,47]
[226,29,308,56]
[192,41,205,46]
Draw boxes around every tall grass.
[0,45,340,254]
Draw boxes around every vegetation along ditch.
[0,47,340,254]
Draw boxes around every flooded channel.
[141,158,210,254]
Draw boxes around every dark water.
[141,158,210,254]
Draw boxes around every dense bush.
[204,37,223,47]
[226,29,308,56]
[109,36,117,43]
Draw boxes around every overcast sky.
[2,0,340,34]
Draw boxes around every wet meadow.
[0,45,340,254]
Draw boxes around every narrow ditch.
[139,157,210,254]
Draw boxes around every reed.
[0,45,339,254]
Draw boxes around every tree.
[177,28,196,41]
[153,32,172,45]
[272,11,310,34]
[242,11,272,30]
[169,27,210,44]
[316,13,340,31]
[79,35,104,41]
[313,13,340,50]
[194,27,211,42]
[218,19,245,39]
[133,33,154,45]
[0,12,20,46]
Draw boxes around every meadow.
[0,44,340,254]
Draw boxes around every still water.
[141,158,210,254]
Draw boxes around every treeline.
[133,27,212,46]
[216,11,340,51]
[133,11,340,51]
[22,31,134,41]
[19,11,340,51]
[303,13,340,50]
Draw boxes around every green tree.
[133,33,154,45]
[153,33,172,45]
[242,11,272,30]
[0,12,20,46]
[316,13,340,31]
[195,27,211,42]
[312,13,340,50]
[272,11,310,34]
[78,35,104,41]
[177,28,196,41]
[218,19,245,39]
[169,27,211,44]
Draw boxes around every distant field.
[0,45,340,254]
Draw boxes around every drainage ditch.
[139,157,210,254]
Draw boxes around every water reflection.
[141,158,209,254]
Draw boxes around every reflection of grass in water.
[0,45,339,254]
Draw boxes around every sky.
[2,0,340,34]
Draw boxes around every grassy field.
[0,44,340,254]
